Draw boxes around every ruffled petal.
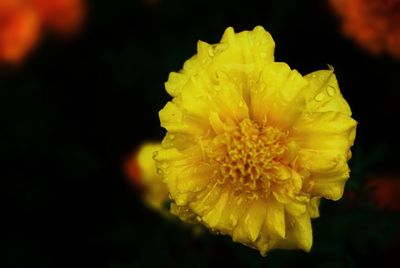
[303,69,352,115]
[250,62,309,129]
[274,212,313,252]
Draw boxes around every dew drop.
[152,151,159,159]
[314,92,324,102]
[254,26,264,32]
[161,162,169,169]
[327,86,336,96]
[156,168,163,175]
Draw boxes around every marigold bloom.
[0,1,40,63]
[125,143,170,213]
[330,0,400,58]
[155,26,357,255]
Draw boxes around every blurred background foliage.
[2,0,400,267]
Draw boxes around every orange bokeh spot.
[330,0,400,58]
[367,175,400,211]
[29,0,85,36]
[124,152,143,190]
[0,2,40,63]
[0,0,85,63]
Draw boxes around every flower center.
[207,119,296,200]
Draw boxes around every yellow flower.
[155,26,357,255]
[126,142,170,214]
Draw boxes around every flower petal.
[291,111,357,153]
[245,198,268,242]
[190,185,223,216]
[202,189,230,228]
[274,212,313,252]
[264,196,285,239]
[250,62,309,129]
[219,25,275,67]
[303,69,352,115]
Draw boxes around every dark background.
[3,0,400,267]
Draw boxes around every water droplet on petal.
[314,92,324,102]
[327,86,336,96]
[161,162,169,169]
[254,26,264,32]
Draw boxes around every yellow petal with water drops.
[280,140,299,164]
[159,101,206,137]
[287,213,313,252]
[312,173,349,201]
[304,69,352,115]
[291,111,357,152]
[189,185,223,216]
[165,72,188,97]
[205,74,249,123]
[251,62,308,129]
[179,74,212,122]
[232,209,252,245]
[255,233,277,256]
[307,197,320,218]
[218,193,248,233]
[176,164,212,193]
[170,203,198,224]
[264,197,285,239]
[209,111,225,135]
[298,149,350,200]
[245,198,268,242]
[159,101,183,132]
[201,189,231,229]
[285,199,307,217]
[218,26,275,68]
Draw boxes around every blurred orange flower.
[330,0,400,58]
[367,175,400,211]
[0,1,39,63]
[0,0,85,64]
[29,0,85,36]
